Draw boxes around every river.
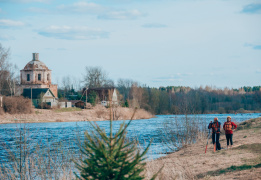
[0,113,260,166]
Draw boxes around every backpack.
[224,122,232,131]
[212,122,221,133]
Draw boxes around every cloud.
[98,9,145,20]
[152,73,193,82]
[26,7,50,13]
[241,3,261,14]
[57,48,67,51]
[57,1,105,14]
[38,26,109,40]
[45,47,67,51]
[142,23,167,28]
[244,43,261,50]
[256,69,261,74]
[0,0,50,3]
[253,45,261,50]
[0,19,25,27]
[0,34,15,40]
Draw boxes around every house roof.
[68,100,84,105]
[23,88,54,99]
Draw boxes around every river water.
[0,113,260,166]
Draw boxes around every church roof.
[23,60,50,71]
[22,53,50,71]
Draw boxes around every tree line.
[58,66,261,114]
[1,43,260,114]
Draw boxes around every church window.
[38,74,41,81]
[27,74,30,81]
[47,74,50,81]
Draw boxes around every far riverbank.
[0,105,154,124]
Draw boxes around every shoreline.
[0,106,155,125]
[145,117,261,179]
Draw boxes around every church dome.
[23,53,50,70]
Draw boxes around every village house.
[83,87,118,107]
[22,88,57,108]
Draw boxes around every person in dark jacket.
[223,116,237,150]
[208,117,221,151]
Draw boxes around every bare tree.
[83,66,114,88]
[0,44,10,95]
[0,43,18,96]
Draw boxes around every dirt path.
[145,118,261,180]
[0,105,154,124]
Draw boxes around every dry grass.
[145,117,261,180]
[0,123,81,179]
[54,107,82,113]
[0,105,154,124]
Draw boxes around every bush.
[75,110,159,180]
[3,96,33,114]
[237,108,245,113]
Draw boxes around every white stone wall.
[21,70,51,85]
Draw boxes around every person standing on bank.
[223,116,237,150]
[208,117,221,151]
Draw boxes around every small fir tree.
[124,100,129,108]
[75,109,159,179]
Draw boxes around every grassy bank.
[145,117,261,180]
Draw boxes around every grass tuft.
[237,118,261,130]
[54,107,82,113]
[234,143,261,154]
[197,163,261,178]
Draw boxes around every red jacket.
[223,121,237,134]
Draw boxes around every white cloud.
[0,19,25,27]
[27,7,50,13]
[38,25,109,40]
[98,9,145,20]
[57,1,105,14]
[0,34,15,40]
[0,0,50,3]
[142,23,167,28]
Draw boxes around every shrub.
[75,110,159,180]
[3,96,33,114]
[237,108,245,113]
[124,100,129,107]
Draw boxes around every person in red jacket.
[223,116,237,150]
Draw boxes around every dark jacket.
[208,121,221,133]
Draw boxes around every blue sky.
[0,0,260,88]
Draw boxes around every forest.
[58,74,261,115]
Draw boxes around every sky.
[0,0,261,89]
